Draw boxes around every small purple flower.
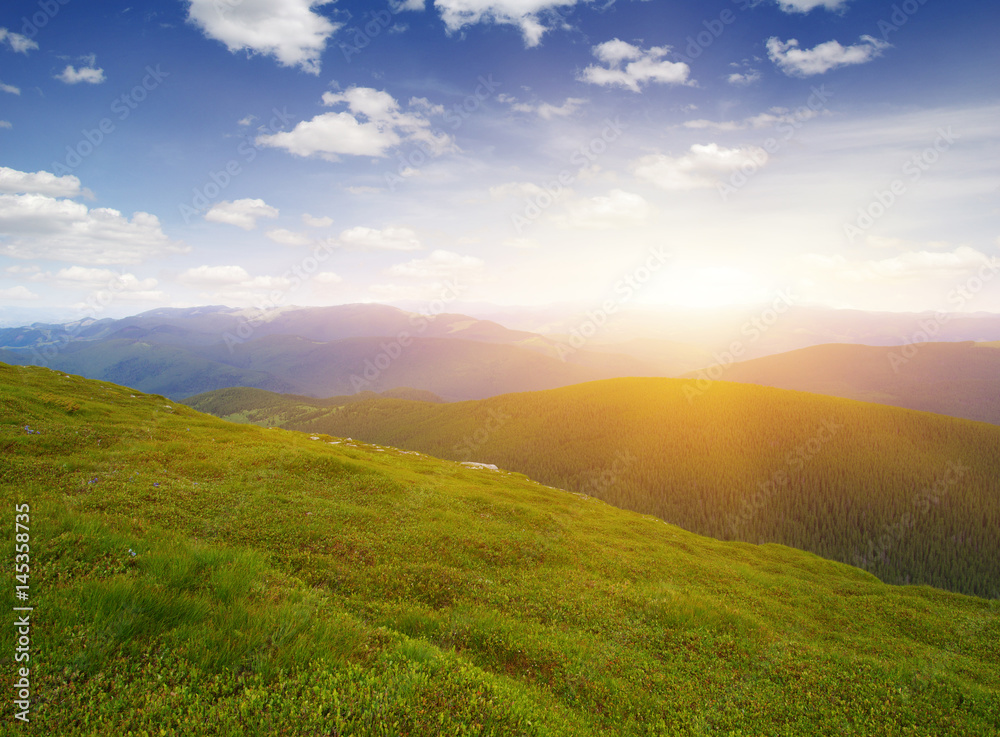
[153,482,160,487]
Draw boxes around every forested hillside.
[2,363,999,734]
[193,379,1000,599]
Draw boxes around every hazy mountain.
[454,303,1000,360]
[688,341,1000,425]
[0,304,697,400]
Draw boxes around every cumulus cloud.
[767,35,889,77]
[0,192,186,264]
[256,86,454,161]
[48,266,164,302]
[489,181,572,201]
[579,39,691,92]
[265,228,313,246]
[774,0,850,11]
[0,80,19,95]
[302,213,333,227]
[0,167,85,198]
[388,249,484,278]
[632,144,768,190]
[0,286,39,300]
[683,106,821,131]
[179,265,252,285]
[204,198,279,230]
[185,0,340,74]
[55,64,106,84]
[54,266,156,288]
[727,70,761,86]
[556,189,649,229]
[179,264,295,303]
[313,271,343,284]
[499,94,587,120]
[0,29,38,54]
[434,0,579,47]
[340,225,421,251]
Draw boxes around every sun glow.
[649,266,765,309]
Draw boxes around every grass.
[185,378,1000,598]
[1,362,999,735]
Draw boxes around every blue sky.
[1,0,998,324]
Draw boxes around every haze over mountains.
[686,341,1000,426]
[0,304,690,400]
[4,303,1000,405]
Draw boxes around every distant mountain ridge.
[0,304,705,400]
[685,341,1000,425]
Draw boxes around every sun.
[647,266,765,310]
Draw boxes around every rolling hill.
[685,341,1000,425]
[191,379,1000,599]
[2,362,998,734]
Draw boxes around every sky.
[0,0,999,325]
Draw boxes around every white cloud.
[302,213,333,227]
[489,181,571,201]
[727,70,761,86]
[0,167,84,198]
[500,95,587,120]
[433,0,579,48]
[256,87,454,161]
[204,198,279,230]
[0,193,186,264]
[409,96,445,115]
[55,65,106,84]
[387,249,484,278]
[0,29,38,54]
[238,115,256,126]
[185,0,340,74]
[503,237,539,249]
[0,81,19,95]
[767,35,890,77]
[684,107,821,131]
[314,271,343,284]
[340,225,422,251]
[346,185,382,195]
[557,189,650,229]
[0,286,39,300]
[179,265,252,285]
[4,264,40,275]
[802,246,992,282]
[632,144,768,190]
[580,39,691,92]
[774,0,850,12]
[265,228,313,246]
[179,264,296,304]
[0,121,10,129]
[50,267,162,302]
[54,266,157,289]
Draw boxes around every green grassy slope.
[685,342,1000,425]
[185,386,444,426]
[225,379,1000,599]
[2,363,999,735]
